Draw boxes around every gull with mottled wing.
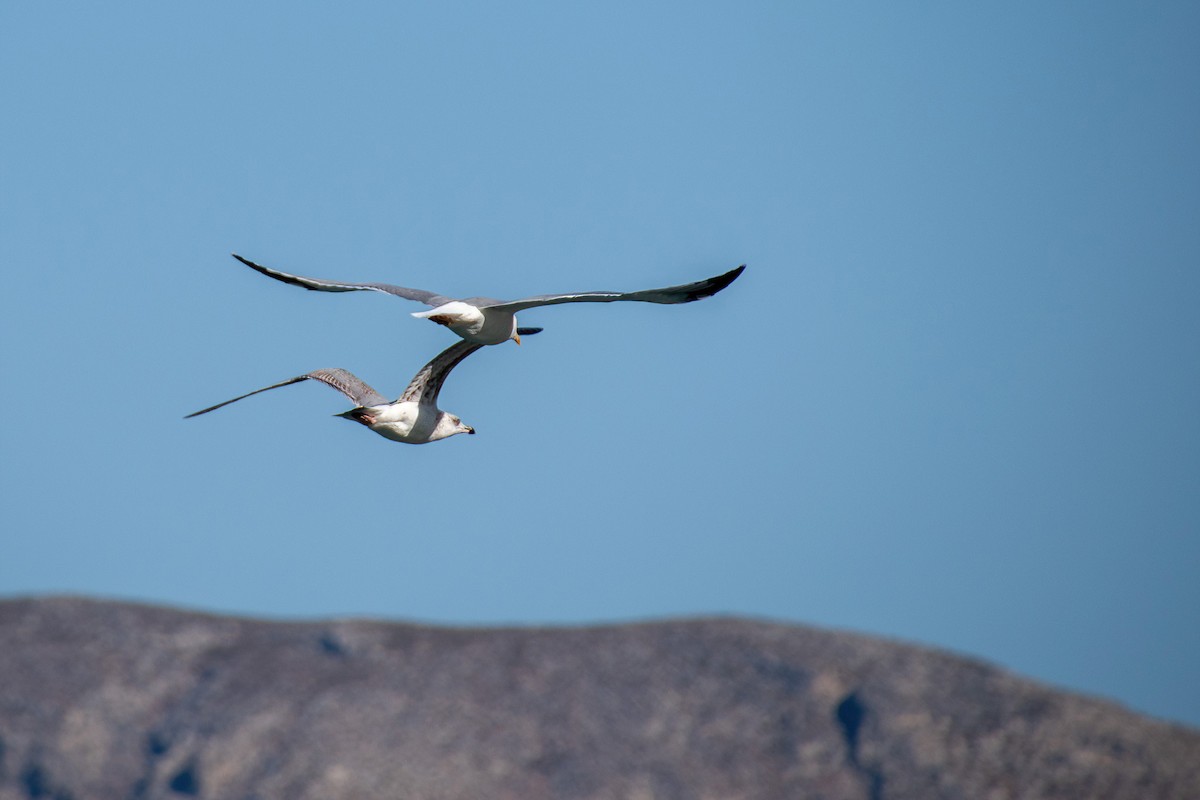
[184,337,515,444]
[231,254,745,346]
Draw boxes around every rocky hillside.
[0,597,1196,800]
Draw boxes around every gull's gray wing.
[185,368,388,418]
[305,369,390,407]
[397,328,542,406]
[478,264,745,314]
[232,254,454,308]
[398,341,484,406]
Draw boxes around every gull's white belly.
[367,403,438,443]
[412,302,516,345]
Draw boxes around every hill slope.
[0,597,1195,800]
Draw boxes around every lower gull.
[184,336,520,444]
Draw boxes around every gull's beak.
[466,426,476,435]
[513,333,522,346]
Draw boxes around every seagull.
[185,337,512,444]
[231,254,745,346]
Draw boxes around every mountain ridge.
[0,596,1195,799]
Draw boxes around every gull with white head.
[185,337,508,444]
[231,254,745,346]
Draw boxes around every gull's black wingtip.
[230,253,317,290]
[516,326,544,337]
[715,263,746,289]
[688,263,746,301]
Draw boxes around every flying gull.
[184,337,514,444]
[231,254,745,346]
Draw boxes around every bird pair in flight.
[188,255,745,444]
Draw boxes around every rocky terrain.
[0,597,1196,799]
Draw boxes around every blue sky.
[2,3,1198,728]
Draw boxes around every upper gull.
[231,253,745,346]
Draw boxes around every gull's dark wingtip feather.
[231,252,273,274]
[516,326,544,337]
[686,263,746,301]
[230,252,322,291]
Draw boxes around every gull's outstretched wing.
[479,264,745,314]
[232,254,453,308]
[398,327,543,406]
[185,368,388,418]
[397,341,484,406]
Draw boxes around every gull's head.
[433,412,475,441]
[509,318,521,346]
